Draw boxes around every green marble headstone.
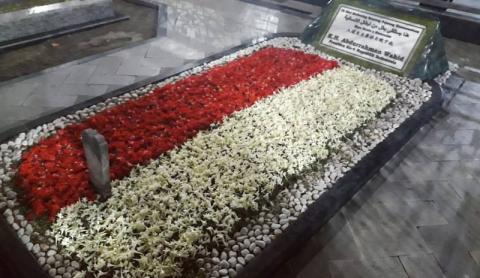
[302,0,449,80]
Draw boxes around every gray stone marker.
[81,129,111,201]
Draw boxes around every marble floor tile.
[432,113,480,130]
[356,182,420,206]
[88,74,136,86]
[22,94,78,108]
[433,197,480,234]
[381,161,473,182]
[89,56,123,76]
[447,177,480,198]
[146,37,206,60]
[0,90,35,108]
[445,75,465,90]
[63,64,97,84]
[407,180,463,202]
[142,55,186,68]
[461,80,480,95]
[399,254,446,278]
[470,250,480,266]
[0,82,39,106]
[381,200,449,227]
[461,161,480,178]
[0,105,51,122]
[345,215,431,258]
[107,43,151,59]
[275,213,361,278]
[441,129,475,145]
[415,143,480,161]
[328,257,408,278]
[27,70,72,87]
[75,95,97,104]
[0,120,28,134]
[414,128,473,145]
[450,91,480,105]
[296,257,332,278]
[418,224,480,278]
[41,84,110,97]
[394,146,434,164]
[116,58,160,76]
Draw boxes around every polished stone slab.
[399,254,447,278]
[418,224,480,278]
[329,257,408,278]
[0,0,115,43]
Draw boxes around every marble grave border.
[0,33,442,278]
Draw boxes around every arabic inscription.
[320,4,426,71]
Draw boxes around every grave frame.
[0,32,443,278]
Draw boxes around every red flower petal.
[16,48,338,219]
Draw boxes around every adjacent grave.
[0,0,117,45]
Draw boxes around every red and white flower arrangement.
[0,37,436,278]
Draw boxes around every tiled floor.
[0,0,314,134]
[1,1,480,278]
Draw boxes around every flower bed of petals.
[17,48,337,220]
[53,67,395,277]
[0,37,438,278]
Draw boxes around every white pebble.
[71,261,80,269]
[228,269,237,277]
[228,257,236,267]
[255,240,266,249]
[219,260,229,269]
[240,249,250,257]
